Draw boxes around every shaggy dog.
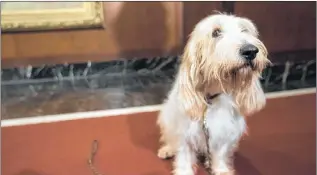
[157,13,271,175]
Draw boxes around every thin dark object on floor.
[88,140,104,175]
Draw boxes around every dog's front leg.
[210,144,235,175]
[173,144,197,175]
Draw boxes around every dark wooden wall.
[1,2,316,68]
[234,2,316,53]
[1,2,183,68]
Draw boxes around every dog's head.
[178,13,271,120]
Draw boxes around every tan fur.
[157,13,271,175]
[177,34,208,120]
[177,14,271,120]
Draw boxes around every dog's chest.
[185,121,207,152]
[205,107,246,145]
[185,95,246,153]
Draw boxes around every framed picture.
[1,2,104,32]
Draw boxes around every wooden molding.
[1,2,104,32]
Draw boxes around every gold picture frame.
[1,2,104,32]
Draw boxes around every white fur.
[157,13,270,175]
[157,80,247,175]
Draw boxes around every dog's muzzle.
[232,60,256,73]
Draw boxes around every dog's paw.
[157,145,175,159]
[213,171,235,175]
[173,168,195,175]
[213,166,235,175]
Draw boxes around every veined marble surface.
[1,55,316,120]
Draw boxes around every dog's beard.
[203,61,261,94]
[234,61,256,72]
[225,69,255,93]
[202,51,270,94]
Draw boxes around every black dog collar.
[205,93,220,104]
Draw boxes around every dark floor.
[2,93,316,175]
[1,56,316,120]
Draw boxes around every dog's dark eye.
[212,28,221,38]
[241,28,248,33]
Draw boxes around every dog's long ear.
[236,78,266,117]
[177,35,207,120]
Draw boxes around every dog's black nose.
[240,44,259,61]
